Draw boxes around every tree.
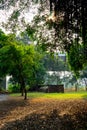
[48,0,87,72]
[43,52,69,71]
[68,42,84,76]
[0,30,13,77]
[26,0,87,75]
[43,52,69,85]
[80,66,87,91]
[0,0,87,74]
[0,31,45,99]
[25,45,46,91]
[31,0,87,74]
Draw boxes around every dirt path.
[0,96,87,130]
[0,94,9,101]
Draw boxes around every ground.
[0,95,87,130]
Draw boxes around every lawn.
[0,91,87,130]
[11,91,87,99]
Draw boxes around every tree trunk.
[19,77,27,100]
[86,87,87,91]
[20,85,24,96]
[21,88,24,96]
[24,88,27,100]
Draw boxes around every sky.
[0,2,39,33]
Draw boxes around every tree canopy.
[48,0,87,74]
[0,30,46,99]
[0,0,87,75]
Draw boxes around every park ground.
[0,92,87,130]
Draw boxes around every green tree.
[0,31,45,99]
[80,67,87,91]
[68,42,84,77]
[0,30,14,77]
[48,0,87,72]
[1,0,87,75]
[43,53,69,71]
[43,52,69,85]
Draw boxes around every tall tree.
[0,31,45,99]
[48,0,87,73]
[80,66,87,91]
[0,0,87,74]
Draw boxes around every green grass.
[10,91,87,99]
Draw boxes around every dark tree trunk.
[21,87,24,96]
[86,87,87,91]
[20,77,27,100]
[20,84,24,96]
[24,88,27,100]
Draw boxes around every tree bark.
[21,87,24,96]
[24,88,27,100]
[19,76,27,100]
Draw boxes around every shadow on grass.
[1,108,87,130]
[0,96,28,120]
[0,93,87,130]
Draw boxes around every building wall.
[0,76,11,90]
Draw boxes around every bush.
[0,87,3,91]
[8,83,20,93]
[0,87,5,92]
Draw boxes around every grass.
[10,91,87,99]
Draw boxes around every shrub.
[0,87,5,92]
[8,83,20,93]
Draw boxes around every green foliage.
[45,72,62,85]
[8,83,20,93]
[0,30,46,99]
[26,85,30,91]
[80,66,87,79]
[11,10,20,19]
[0,87,4,92]
[26,47,46,88]
[49,0,87,72]
[1,0,87,86]
[26,25,36,41]
[43,53,68,71]
[68,43,84,77]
